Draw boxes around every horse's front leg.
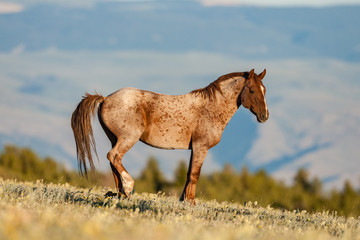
[179,147,208,205]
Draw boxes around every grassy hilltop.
[0,179,359,240]
[1,145,360,218]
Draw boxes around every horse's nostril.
[261,113,266,120]
[259,112,269,122]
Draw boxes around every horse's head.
[239,69,269,123]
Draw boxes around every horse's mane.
[191,72,248,100]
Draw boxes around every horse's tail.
[71,93,105,176]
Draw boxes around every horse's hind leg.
[107,137,138,197]
[98,112,123,197]
[104,162,123,198]
[99,95,145,197]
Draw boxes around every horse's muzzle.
[257,110,269,123]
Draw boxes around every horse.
[71,69,269,204]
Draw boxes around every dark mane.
[191,72,248,100]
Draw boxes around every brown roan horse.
[71,69,269,204]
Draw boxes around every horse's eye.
[249,89,255,94]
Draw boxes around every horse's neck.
[217,80,244,112]
[201,89,241,127]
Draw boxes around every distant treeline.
[0,145,113,188]
[0,145,359,217]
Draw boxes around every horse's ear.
[259,69,266,80]
[248,69,255,79]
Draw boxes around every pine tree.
[174,160,187,187]
[138,157,165,193]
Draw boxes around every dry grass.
[0,179,359,240]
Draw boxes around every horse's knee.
[189,171,200,184]
[107,150,123,166]
[107,151,116,162]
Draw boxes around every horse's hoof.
[179,196,196,205]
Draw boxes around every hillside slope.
[0,180,359,240]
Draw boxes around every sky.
[2,0,360,12]
[198,0,360,7]
[1,0,360,190]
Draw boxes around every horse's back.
[100,87,199,149]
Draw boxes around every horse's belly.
[140,127,191,150]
